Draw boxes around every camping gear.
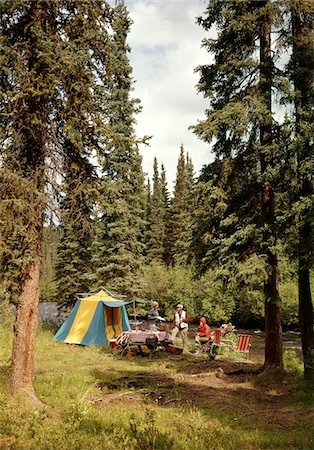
[224,334,252,360]
[109,339,117,349]
[235,335,252,358]
[53,290,132,346]
[145,336,158,350]
[209,329,222,355]
[166,344,183,355]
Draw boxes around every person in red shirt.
[195,317,211,347]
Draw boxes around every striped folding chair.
[116,333,130,356]
[235,334,252,360]
[209,329,222,356]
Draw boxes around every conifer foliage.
[192,0,284,370]
[281,0,314,379]
[169,145,195,265]
[90,1,146,297]
[0,0,120,397]
[145,157,167,263]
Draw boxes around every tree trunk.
[292,5,314,381]
[264,252,283,369]
[299,261,314,379]
[10,253,41,400]
[259,3,283,370]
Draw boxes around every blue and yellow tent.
[53,290,131,346]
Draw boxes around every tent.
[53,290,131,346]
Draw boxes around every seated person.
[147,302,166,331]
[195,317,211,347]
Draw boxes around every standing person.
[195,317,211,347]
[171,304,190,348]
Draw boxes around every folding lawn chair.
[234,334,252,360]
[116,333,130,356]
[209,329,222,357]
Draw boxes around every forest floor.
[92,352,314,433]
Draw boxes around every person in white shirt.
[147,301,167,332]
[171,304,190,348]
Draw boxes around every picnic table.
[115,329,171,358]
[124,330,168,343]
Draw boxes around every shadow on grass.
[90,352,314,436]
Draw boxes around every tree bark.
[259,3,283,370]
[10,253,41,398]
[264,252,283,369]
[299,260,314,379]
[292,6,314,381]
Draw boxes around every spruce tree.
[160,163,172,265]
[0,0,117,398]
[143,178,152,258]
[192,0,284,370]
[145,157,165,263]
[90,1,145,297]
[169,145,195,265]
[280,0,314,379]
[292,1,314,380]
[55,149,97,306]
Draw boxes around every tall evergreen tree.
[160,163,172,265]
[55,150,97,305]
[192,0,284,370]
[0,0,117,399]
[280,0,314,379]
[169,145,195,265]
[90,1,145,297]
[145,157,165,263]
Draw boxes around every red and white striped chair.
[234,334,252,360]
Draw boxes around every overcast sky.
[126,0,214,192]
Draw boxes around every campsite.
[1,309,313,450]
[0,1,313,449]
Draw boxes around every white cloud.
[126,0,215,192]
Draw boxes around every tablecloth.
[123,330,168,343]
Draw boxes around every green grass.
[0,325,313,450]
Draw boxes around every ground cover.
[0,325,313,449]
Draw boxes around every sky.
[126,0,214,192]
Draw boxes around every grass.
[0,324,313,450]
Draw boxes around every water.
[248,329,302,360]
[170,322,302,360]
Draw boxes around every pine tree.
[55,150,97,306]
[178,153,195,264]
[160,163,172,265]
[145,157,165,262]
[90,1,145,297]
[280,0,314,379]
[291,0,314,380]
[192,0,284,370]
[0,0,117,398]
[169,145,195,265]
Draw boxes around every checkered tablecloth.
[123,330,167,343]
